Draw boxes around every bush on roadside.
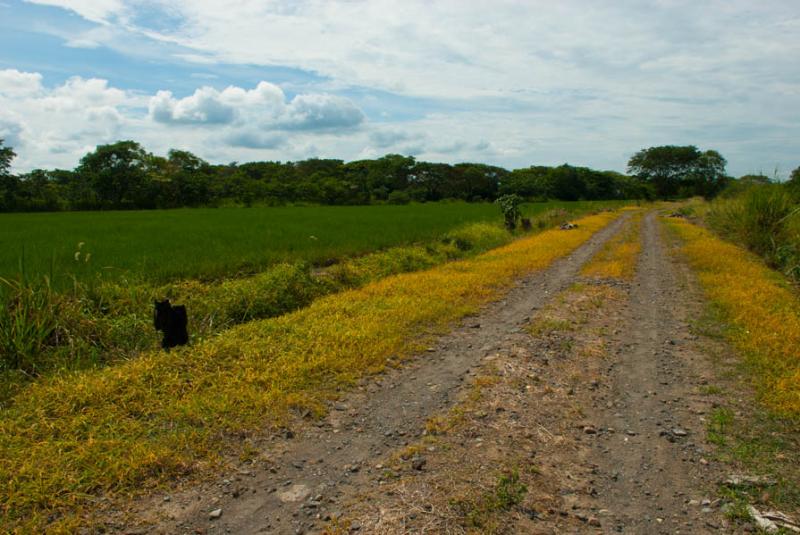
[387,190,412,205]
[443,222,510,252]
[707,185,800,281]
[0,277,60,373]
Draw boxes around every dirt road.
[113,211,743,534]
[580,212,724,533]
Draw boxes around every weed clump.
[443,222,510,253]
[707,185,800,281]
[0,277,59,373]
[451,468,528,528]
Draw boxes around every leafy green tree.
[787,166,800,200]
[686,150,728,199]
[168,149,207,173]
[0,138,14,176]
[3,138,669,211]
[341,160,372,203]
[365,154,415,199]
[387,189,411,204]
[166,149,213,207]
[628,145,711,198]
[0,139,19,211]
[499,166,552,199]
[16,170,64,211]
[548,164,586,201]
[315,173,356,205]
[615,173,654,200]
[580,168,617,200]
[409,162,450,201]
[50,169,98,209]
[77,141,153,208]
[452,163,504,201]
[496,193,523,230]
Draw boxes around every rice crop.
[0,201,626,288]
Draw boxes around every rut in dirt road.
[583,212,727,534]
[118,214,630,534]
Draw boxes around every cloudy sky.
[1,0,799,176]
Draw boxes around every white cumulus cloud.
[0,69,44,97]
[148,81,364,131]
[0,69,368,171]
[0,71,134,169]
[10,1,800,175]
[149,87,237,124]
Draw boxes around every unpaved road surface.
[109,212,743,534]
[581,212,725,533]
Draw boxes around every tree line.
[0,139,741,212]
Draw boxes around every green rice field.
[0,201,627,287]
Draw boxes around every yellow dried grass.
[581,211,643,280]
[666,217,800,417]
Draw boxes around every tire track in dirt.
[111,215,630,534]
[576,211,729,533]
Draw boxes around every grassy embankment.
[0,210,621,533]
[666,215,800,523]
[666,217,800,416]
[0,202,623,391]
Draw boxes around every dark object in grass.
[154,299,189,350]
[521,218,532,231]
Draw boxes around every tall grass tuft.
[0,277,59,373]
[707,185,800,281]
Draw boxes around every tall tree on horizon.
[0,139,19,211]
[627,145,728,199]
[0,138,15,177]
[76,141,153,208]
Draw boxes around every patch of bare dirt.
[334,282,629,534]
